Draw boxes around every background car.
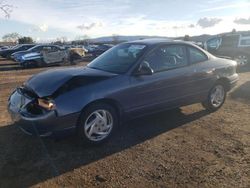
[91,44,113,57]
[8,39,238,145]
[0,46,10,50]
[0,44,35,59]
[82,46,88,53]
[19,46,67,68]
[84,45,97,53]
[68,47,86,64]
[11,45,62,62]
[204,32,250,66]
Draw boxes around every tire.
[22,62,28,69]
[202,83,227,112]
[77,103,118,145]
[37,61,44,67]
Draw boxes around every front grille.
[26,103,44,115]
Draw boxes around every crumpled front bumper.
[8,89,79,137]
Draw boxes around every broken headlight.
[37,98,56,110]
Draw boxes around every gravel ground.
[0,58,249,188]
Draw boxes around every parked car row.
[0,44,35,59]
[0,43,114,68]
[68,44,113,57]
[87,44,113,57]
[0,45,10,50]
[0,44,87,68]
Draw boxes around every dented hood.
[25,67,117,97]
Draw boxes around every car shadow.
[0,107,210,187]
[0,58,7,61]
[0,62,19,66]
[0,67,23,72]
[0,60,20,71]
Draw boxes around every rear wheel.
[77,103,118,145]
[202,84,226,112]
[37,60,45,67]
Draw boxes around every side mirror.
[135,61,154,76]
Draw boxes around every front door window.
[144,45,188,72]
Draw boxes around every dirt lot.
[0,58,250,188]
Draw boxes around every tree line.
[2,32,34,44]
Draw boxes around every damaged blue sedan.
[8,39,239,144]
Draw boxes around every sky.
[0,0,250,42]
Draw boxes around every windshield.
[28,45,44,52]
[28,45,39,51]
[11,45,21,50]
[88,43,147,74]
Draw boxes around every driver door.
[43,47,64,64]
[126,44,192,117]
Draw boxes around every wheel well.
[77,98,123,126]
[216,78,230,91]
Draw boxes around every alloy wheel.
[210,85,225,108]
[84,109,113,141]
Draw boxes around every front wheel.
[202,84,226,112]
[6,54,11,59]
[77,103,118,145]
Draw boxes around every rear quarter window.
[189,47,208,64]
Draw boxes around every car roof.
[125,38,171,45]
[17,44,35,48]
[33,44,59,47]
[125,38,198,47]
[125,39,211,58]
[21,44,35,46]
